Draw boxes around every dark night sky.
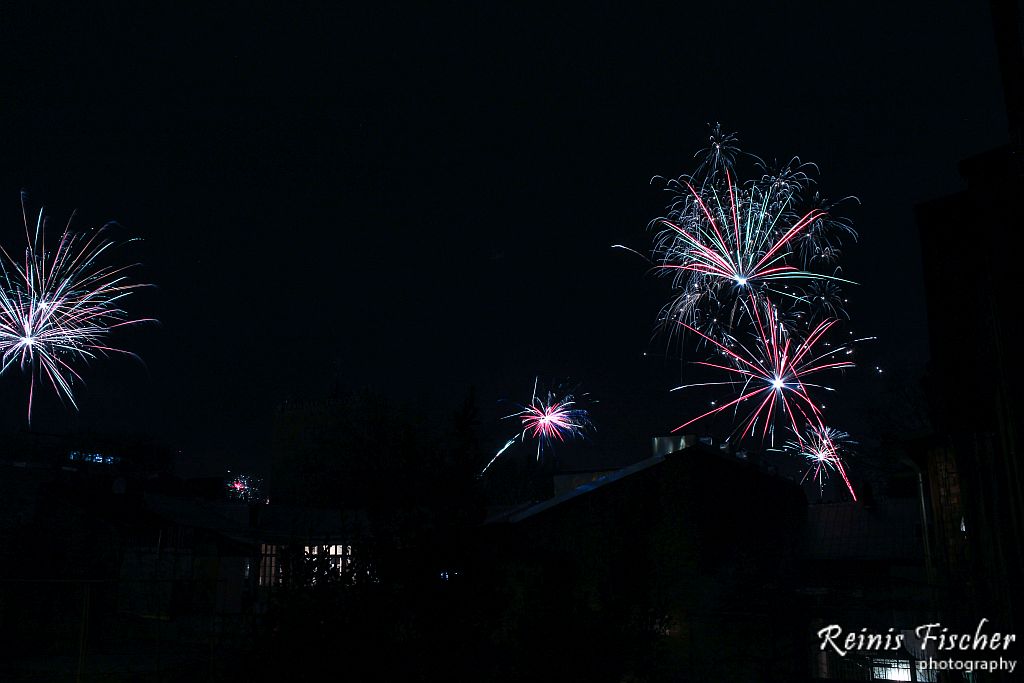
[0,3,1009,476]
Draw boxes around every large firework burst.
[639,127,866,499]
[0,196,152,423]
[670,296,855,444]
[651,127,856,341]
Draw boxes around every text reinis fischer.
[818,619,1016,657]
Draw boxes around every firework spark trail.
[479,437,517,477]
[0,197,153,423]
[670,296,855,445]
[479,379,593,477]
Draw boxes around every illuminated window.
[915,668,937,682]
[870,658,911,681]
[304,544,353,576]
[258,544,280,586]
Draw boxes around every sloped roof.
[485,443,797,525]
[506,451,672,523]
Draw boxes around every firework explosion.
[644,126,865,498]
[479,378,593,476]
[226,473,265,502]
[783,425,857,501]
[0,196,152,423]
[650,124,857,341]
[670,295,856,444]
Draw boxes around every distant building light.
[68,451,120,465]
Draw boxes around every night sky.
[0,3,1009,477]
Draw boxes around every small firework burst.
[226,473,264,502]
[479,378,594,476]
[785,425,857,500]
